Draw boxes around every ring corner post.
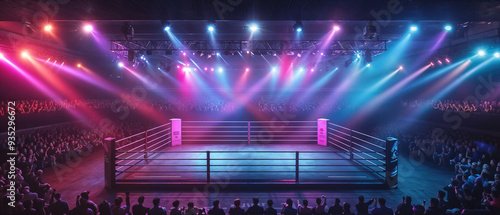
[385,137,398,189]
[317,118,328,146]
[171,118,182,146]
[104,137,116,190]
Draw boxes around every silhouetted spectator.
[298,199,312,215]
[209,200,225,215]
[149,198,167,215]
[396,196,412,215]
[327,198,343,215]
[171,200,183,215]
[229,199,245,215]
[424,198,444,215]
[69,198,93,215]
[312,196,326,215]
[98,200,112,215]
[342,203,353,215]
[185,202,198,215]
[371,198,393,215]
[281,199,297,215]
[132,196,149,215]
[246,198,264,215]
[355,195,374,215]
[264,200,277,215]
[49,193,69,215]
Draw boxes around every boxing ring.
[104,119,398,189]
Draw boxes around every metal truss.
[110,39,387,56]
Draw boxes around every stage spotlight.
[245,68,249,72]
[399,65,404,70]
[410,25,418,32]
[495,52,500,58]
[437,60,442,64]
[333,26,340,31]
[272,67,277,72]
[249,24,258,32]
[77,64,82,68]
[299,67,304,72]
[118,62,124,67]
[445,58,450,63]
[164,22,171,31]
[84,24,93,32]
[311,68,314,72]
[211,68,214,71]
[218,67,223,73]
[297,53,302,58]
[208,25,214,32]
[216,52,220,56]
[204,67,208,71]
[21,51,29,58]
[44,24,52,32]
[478,50,486,56]
[0,53,4,59]
[444,25,452,31]
[366,63,371,67]
[293,21,303,32]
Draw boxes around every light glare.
[84,24,93,32]
[249,24,258,32]
[44,25,52,32]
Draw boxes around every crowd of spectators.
[0,121,151,171]
[401,99,500,114]
[2,186,499,215]
[0,96,354,116]
[0,100,114,116]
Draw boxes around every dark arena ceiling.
[0,0,499,76]
[1,0,500,21]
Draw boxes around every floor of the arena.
[114,144,385,185]
[43,143,454,210]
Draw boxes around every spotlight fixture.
[366,63,371,67]
[84,24,93,32]
[410,25,418,32]
[293,21,303,32]
[495,52,500,58]
[333,26,340,31]
[249,24,258,32]
[77,64,82,68]
[478,50,486,56]
[164,22,171,31]
[118,62,124,67]
[399,65,404,70]
[0,53,3,58]
[444,25,452,31]
[207,20,216,32]
[218,67,223,73]
[271,67,277,72]
[21,51,29,58]
[44,24,52,32]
